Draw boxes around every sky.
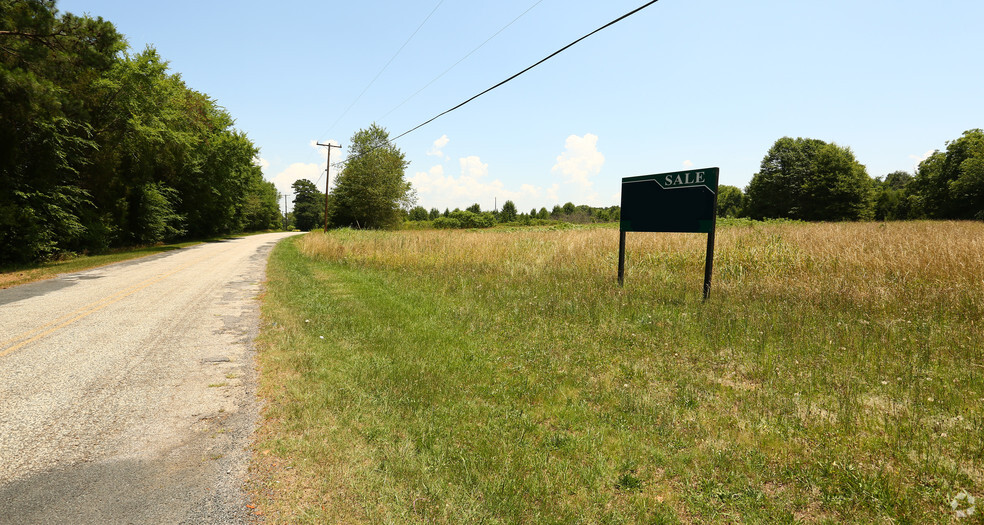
[57,0,984,215]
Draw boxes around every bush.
[433,217,461,229]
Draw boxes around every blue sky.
[58,0,984,214]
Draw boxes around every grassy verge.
[251,222,983,523]
[0,231,279,289]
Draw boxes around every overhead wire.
[317,0,445,143]
[376,0,545,123]
[391,0,660,142]
[325,0,661,173]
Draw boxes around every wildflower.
[881,380,888,385]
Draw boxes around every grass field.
[250,221,983,523]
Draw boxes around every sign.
[617,167,720,299]
[620,168,719,233]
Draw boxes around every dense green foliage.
[909,129,984,220]
[328,124,414,229]
[432,210,496,229]
[291,179,324,231]
[498,200,517,222]
[744,137,874,221]
[872,171,914,220]
[740,132,983,222]
[409,202,621,229]
[716,185,745,218]
[407,205,429,221]
[0,0,279,264]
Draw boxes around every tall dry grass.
[298,221,984,314]
[258,221,984,522]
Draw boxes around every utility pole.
[316,141,342,232]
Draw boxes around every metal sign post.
[617,167,719,299]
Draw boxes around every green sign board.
[619,168,719,233]
[617,167,720,299]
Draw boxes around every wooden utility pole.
[316,141,341,232]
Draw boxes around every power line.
[391,0,660,142]
[317,0,445,142]
[326,0,661,172]
[377,0,545,123]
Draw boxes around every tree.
[717,185,745,218]
[0,2,272,263]
[291,179,324,231]
[909,129,984,220]
[0,1,125,262]
[466,203,482,214]
[429,208,440,220]
[499,200,517,222]
[562,202,576,215]
[538,207,550,219]
[873,171,913,220]
[745,137,873,221]
[329,124,414,229]
[798,143,873,221]
[242,173,282,231]
[408,206,429,221]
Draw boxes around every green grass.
[251,223,984,523]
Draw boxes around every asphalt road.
[0,232,300,524]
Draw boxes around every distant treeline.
[406,131,984,229]
[722,132,984,222]
[0,1,281,265]
[404,201,621,229]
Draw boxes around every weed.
[251,221,984,523]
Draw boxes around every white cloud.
[310,139,341,160]
[408,155,542,211]
[546,184,560,204]
[270,162,324,204]
[908,149,935,169]
[551,133,604,204]
[262,140,341,213]
[427,134,450,158]
[460,155,488,179]
[682,159,694,168]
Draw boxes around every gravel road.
[0,232,300,524]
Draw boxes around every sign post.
[618,167,719,299]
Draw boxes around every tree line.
[298,128,983,231]
[718,130,984,222]
[409,201,621,229]
[0,0,281,265]
[288,124,415,231]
